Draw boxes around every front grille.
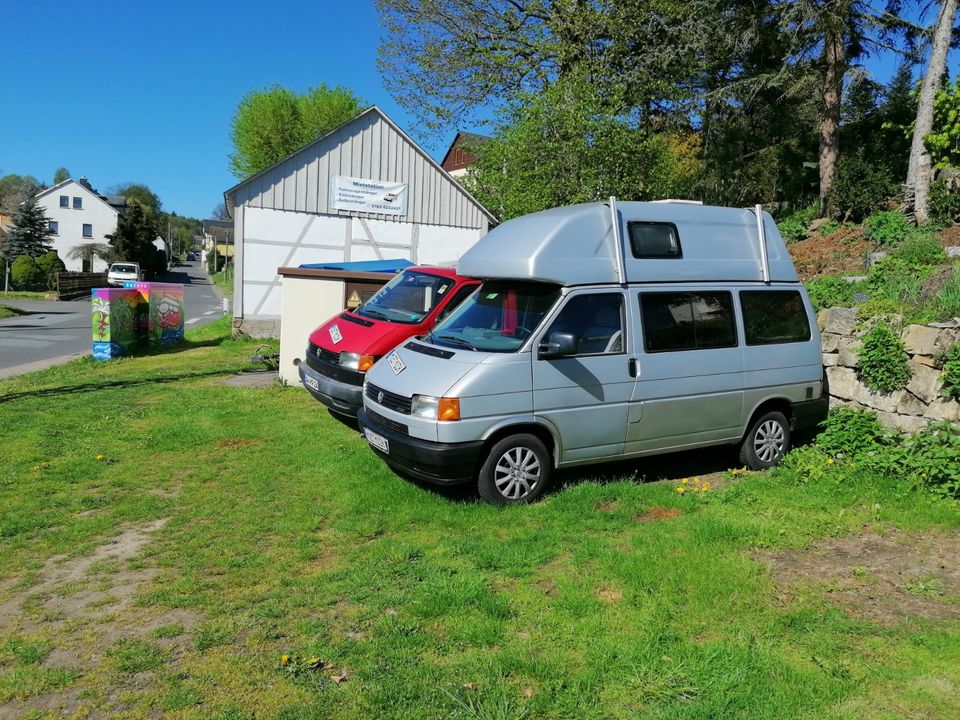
[367,408,409,436]
[366,383,412,414]
[305,344,362,386]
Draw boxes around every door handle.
[628,358,637,377]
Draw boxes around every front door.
[533,290,634,463]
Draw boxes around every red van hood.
[308,312,425,357]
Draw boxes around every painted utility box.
[92,282,185,360]
[91,288,140,360]
[124,281,185,345]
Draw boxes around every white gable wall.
[37,180,118,272]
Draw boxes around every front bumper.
[299,362,363,416]
[357,407,484,485]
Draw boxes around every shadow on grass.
[0,367,260,404]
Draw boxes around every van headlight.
[411,394,460,421]
[340,352,375,372]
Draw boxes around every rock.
[946,246,960,258]
[901,324,940,357]
[822,353,840,367]
[828,396,855,409]
[837,336,862,367]
[913,355,939,368]
[855,385,905,414]
[890,413,931,434]
[906,363,942,404]
[867,251,888,267]
[817,308,829,332]
[824,307,858,336]
[930,318,960,328]
[826,366,860,401]
[810,217,830,231]
[932,328,960,356]
[895,391,927,417]
[820,333,841,353]
[925,398,959,422]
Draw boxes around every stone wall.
[819,307,960,432]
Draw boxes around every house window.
[82,223,93,238]
[59,195,69,208]
[49,221,59,235]
[73,196,82,209]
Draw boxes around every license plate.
[303,375,320,391]
[329,324,343,344]
[387,351,405,375]
[364,428,389,454]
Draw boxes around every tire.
[478,434,551,505]
[738,410,791,470]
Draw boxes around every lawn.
[0,304,25,319]
[1,319,958,718]
[210,265,234,300]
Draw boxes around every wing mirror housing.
[539,331,578,359]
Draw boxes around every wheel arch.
[741,397,792,439]
[480,418,561,468]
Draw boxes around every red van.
[299,266,479,417]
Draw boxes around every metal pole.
[755,204,770,284]
[608,196,627,285]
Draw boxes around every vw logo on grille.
[377,391,385,403]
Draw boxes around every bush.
[35,251,65,291]
[805,275,858,311]
[816,407,890,457]
[830,153,898,222]
[890,227,946,266]
[933,271,960,319]
[929,178,960,226]
[777,206,816,244]
[10,255,44,291]
[864,210,911,246]
[857,321,912,393]
[939,344,960,401]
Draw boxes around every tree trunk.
[818,20,845,217]
[907,0,958,224]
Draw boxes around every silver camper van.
[357,201,827,504]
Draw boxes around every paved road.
[0,260,224,377]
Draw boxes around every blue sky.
[0,1,953,220]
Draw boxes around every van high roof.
[457,201,798,285]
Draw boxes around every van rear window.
[740,291,811,345]
[640,292,736,352]
[628,222,682,258]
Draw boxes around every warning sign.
[346,290,362,308]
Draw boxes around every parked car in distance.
[358,200,828,504]
[299,266,480,418]
[107,262,141,287]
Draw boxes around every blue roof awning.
[298,259,414,273]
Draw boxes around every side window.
[627,222,682,258]
[436,285,477,323]
[83,223,93,238]
[73,196,82,209]
[543,293,624,355]
[740,290,811,345]
[59,195,69,207]
[641,292,736,352]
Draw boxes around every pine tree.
[3,193,53,259]
[106,204,157,269]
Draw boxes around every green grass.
[211,264,234,300]
[0,318,958,718]
[0,290,56,301]
[0,304,25,319]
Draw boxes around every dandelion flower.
[826,458,834,465]
[281,655,290,665]
[680,478,689,484]
[96,454,105,461]
[702,482,711,491]
[676,487,685,494]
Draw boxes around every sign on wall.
[330,176,408,216]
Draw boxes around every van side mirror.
[539,331,578,359]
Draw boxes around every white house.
[35,177,124,272]
[224,106,497,337]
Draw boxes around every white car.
[107,262,141,287]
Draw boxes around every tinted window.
[628,222,681,258]
[641,292,736,352]
[544,293,624,355]
[740,291,811,345]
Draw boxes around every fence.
[58,272,107,300]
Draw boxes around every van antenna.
[608,197,627,284]
[754,204,770,284]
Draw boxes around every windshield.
[356,270,455,325]
[427,281,561,353]
[111,264,137,273]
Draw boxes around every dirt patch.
[220,372,276,388]
[754,529,960,625]
[633,507,681,522]
[938,225,960,246]
[919,265,956,302]
[594,500,619,512]
[596,587,623,603]
[790,228,871,280]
